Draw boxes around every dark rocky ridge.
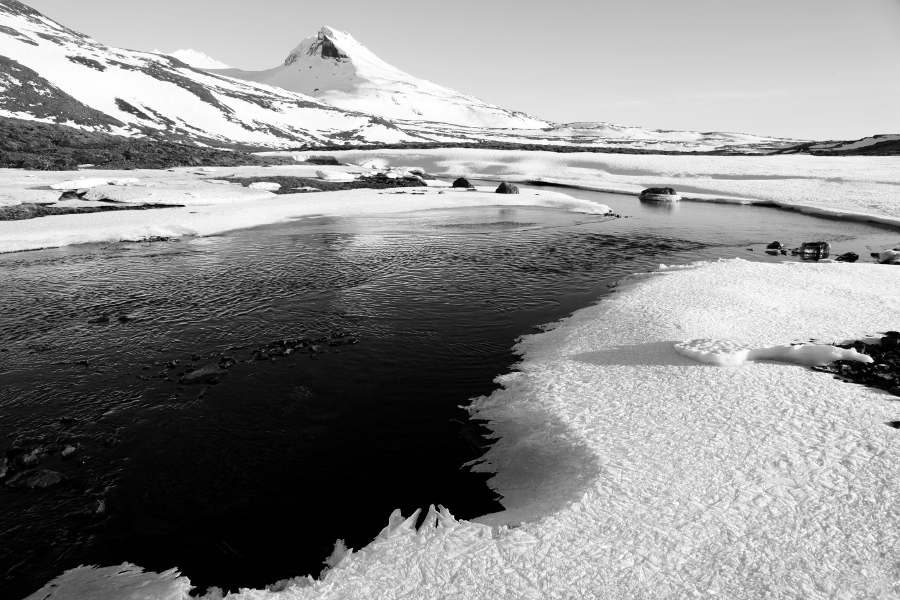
[813,332,900,397]
[224,174,427,193]
[0,117,295,170]
[0,202,176,221]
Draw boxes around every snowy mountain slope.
[0,0,425,147]
[154,48,230,69]
[0,1,808,152]
[212,26,550,129]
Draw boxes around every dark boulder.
[452,177,473,188]
[640,187,677,196]
[766,241,784,249]
[179,363,228,385]
[5,469,67,490]
[495,182,519,194]
[835,252,859,263]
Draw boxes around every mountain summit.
[212,26,549,129]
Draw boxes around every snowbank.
[0,166,609,253]
[281,149,900,228]
[27,259,900,599]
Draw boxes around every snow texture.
[26,259,900,599]
[674,338,875,367]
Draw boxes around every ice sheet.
[0,166,610,253]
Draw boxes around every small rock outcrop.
[495,182,519,194]
[835,252,859,263]
[179,363,228,385]
[766,241,784,250]
[452,177,473,188]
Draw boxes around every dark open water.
[1,186,897,598]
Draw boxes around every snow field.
[288,149,900,227]
[26,259,900,600]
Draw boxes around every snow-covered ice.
[279,149,900,227]
[0,166,610,253]
[25,259,900,600]
[674,338,875,367]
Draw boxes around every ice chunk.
[248,182,281,191]
[675,338,874,367]
[22,563,192,600]
[316,170,357,182]
[877,249,900,264]
[50,178,110,190]
[359,158,389,169]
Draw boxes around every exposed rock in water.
[452,177,473,188]
[179,363,228,385]
[798,241,831,259]
[640,187,677,196]
[495,182,519,194]
[766,241,784,250]
[835,252,859,263]
[5,469,67,490]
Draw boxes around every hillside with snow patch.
[0,0,427,147]
[154,49,231,69]
[0,0,815,152]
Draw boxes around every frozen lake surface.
[1,187,897,597]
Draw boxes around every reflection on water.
[639,198,681,212]
[1,189,897,597]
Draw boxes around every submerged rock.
[452,177,473,188]
[179,363,228,385]
[495,182,519,194]
[5,469,67,490]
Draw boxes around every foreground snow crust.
[27,259,900,599]
[0,166,608,253]
[283,149,900,227]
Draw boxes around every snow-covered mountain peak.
[220,26,549,128]
[154,48,230,69]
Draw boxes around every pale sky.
[27,0,900,140]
